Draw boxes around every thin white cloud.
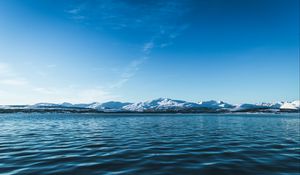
[143,41,154,54]
[66,6,87,21]
[66,8,81,15]
[62,1,190,93]
[110,57,148,88]
[0,1,190,103]
[110,23,189,89]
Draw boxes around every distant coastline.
[1,98,299,114]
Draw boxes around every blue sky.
[0,0,299,104]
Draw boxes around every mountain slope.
[280,100,300,110]
[123,98,202,112]
[0,98,299,113]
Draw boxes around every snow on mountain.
[123,98,207,112]
[293,100,300,108]
[31,101,132,111]
[231,102,284,111]
[259,102,284,109]
[280,100,300,110]
[71,103,93,108]
[100,101,132,109]
[29,102,90,109]
[30,102,85,108]
[231,101,299,112]
[88,101,132,111]
[86,102,102,109]
[198,100,234,109]
[60,102,74,107]
[1,99,299,113]
[232,103,264,111]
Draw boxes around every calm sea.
[0,113,299,175]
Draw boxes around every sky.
[0,0,299,105]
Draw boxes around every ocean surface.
[0,113,299,175]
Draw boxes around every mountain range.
[0,98,299,113]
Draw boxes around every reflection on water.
[0,113,299,175]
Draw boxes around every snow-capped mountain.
[123,98,201,112]
[232,103,269,111]
[0,98,299,113]
[198,100,234,109]
[87,101,132,111]
[259,102,284,109]
[30,102,92,109]
[280,100,300,110]
[232,101,299,112]
[123,98,235,112]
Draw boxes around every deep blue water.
[0,113,299,175]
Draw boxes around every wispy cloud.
[110,57,148,88]
[100,1,190,88]
[64,1,190,89]
[0,2,191,104]
[65,5,87,21]
[142,41,154,54]
[66,8,81,15]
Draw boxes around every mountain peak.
[2,99,299,113]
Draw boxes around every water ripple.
[0,113,299,175]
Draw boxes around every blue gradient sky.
[0,0,299,104]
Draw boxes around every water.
[0,113,299,175]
